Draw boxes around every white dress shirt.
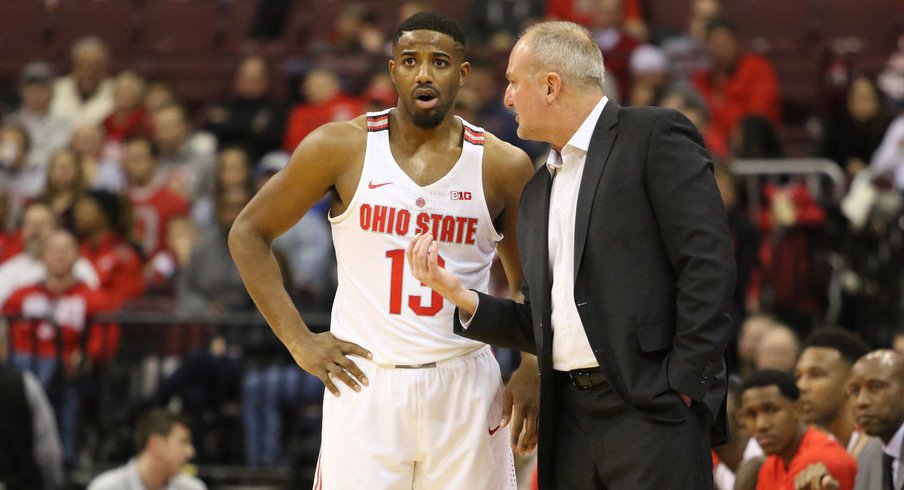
[870,114,904,192]
[546,96,608,371]
[883,422,904,488]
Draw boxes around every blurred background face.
[795,347,851,426]
[740,386,800,458]
[754,327,798,372]
[42,230,78,278]
[124,140,158,187]
[706,27,739,70]
[152,423,196,478]
[848,76,881,122]
[0,127,28,169]
[21,83,53,113]
[113,71,146,113]
[592,0,623,29]
[74,195,106,235]
[217,149,251,188]
[234,57,269,99]
[21,204,55,255]
[70,124,105,159]
[152,107,189,153]
[849,356,904,442]
[144,82,177,113]
[303,69,341,105]
[72,45,109,94]
[47,149,81,192]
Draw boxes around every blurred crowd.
[0,0,902,488]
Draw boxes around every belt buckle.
[568,372,591,390]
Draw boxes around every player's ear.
[459,61,471,86]
[388,59,397,86]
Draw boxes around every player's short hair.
[393,11,465,51]
[742,369,801,402]
[134,409,191,452]
[520,21,606,93]
[801,327,871,366]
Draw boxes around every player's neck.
[389,109,460,147]
[826,410,856,448]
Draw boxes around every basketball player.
[229,12,536,489]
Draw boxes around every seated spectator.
[70,122,124,192]
[143,78,179,115]
[739,369,857,490]
[0,202,99,308]
[122,136,190,258]
[38,148,86,231]
[102,71,149,143]
[0,185,23,264]
[306,3,385,96]
[87,409,205,490]
[201,55,286,161]
[4,62,72,169]
[151,103,216,201]
[51,36,114,126]
[736,313,778,377]
[145,217,198,296]
[546,0,647,41]
[283,67,363,151]
[627,44,669,107]
[3,229,115,465]
[660,84,728,158]
[74,190,144,309]
[692,19,781,151]
[732,114,783,159]
[660,0,721,83]
[819,75,891,180]
[588,0,642,100]
[753,324,799,373]
[0,317,63,490]
[795,328,877,459]
[868,112,904,192]
[848,350,904,490]
[0,122,45,224]
[178,186,254,317]
[192,145,256,231]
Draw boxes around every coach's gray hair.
[520,21,606,93]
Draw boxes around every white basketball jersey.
[328,109,501,366]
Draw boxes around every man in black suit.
[407,20,735,489]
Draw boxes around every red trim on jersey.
[367,114,389,132]
[463,126,484,146]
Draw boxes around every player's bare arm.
[229,117,372,397]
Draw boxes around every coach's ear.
[545,72,563,103]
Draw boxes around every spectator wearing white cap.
[4,62,72,169]
[627,43,669,107]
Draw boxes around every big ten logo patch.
[450,191,472,201]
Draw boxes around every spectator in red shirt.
[3,229,114,466]
[739,369,857,490]
[102,71,149,143]
[122,136,190,258]
[587,0,642,101]
[692,19,781,151]
[283,67,363,152]
[73,190,144,309]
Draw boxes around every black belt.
[557,367,606,390]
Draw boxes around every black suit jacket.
[455,102,735,488]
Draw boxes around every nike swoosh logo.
[488,424,501,435]
[368,181,392,189]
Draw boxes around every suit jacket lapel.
[573,101,619,279]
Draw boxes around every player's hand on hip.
[503,355,540,456]
[793,463,839,490]
[289,331,372,397]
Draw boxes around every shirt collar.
[883,421,904,459]
[546,96,609,175]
